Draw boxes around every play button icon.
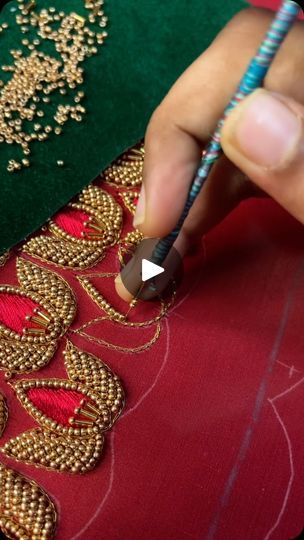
[142,258,164,282]
[120,238,182,300]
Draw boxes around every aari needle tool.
[121,0,303,300]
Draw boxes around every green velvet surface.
[0,0,245,254]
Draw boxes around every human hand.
[116,7,304,301]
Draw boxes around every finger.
[115,275,133,303]
[180,156,263,245]
[134,8,304,238]
[221,88,304,223]
[115,167,264,305]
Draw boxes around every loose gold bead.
[0,1,107,170]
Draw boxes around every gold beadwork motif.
[65,341,124,420]
[17,258,76,325]
[0,251,10,268]
[1,342,124,473]
[77,273,173,327]
[0,393,8,437]
[2,428,104,475]
[120,190,140,215]
[0,140,175,538]
[23,235,104,269]
[0,258,76,377]
[12,378,112,435]
[118,229,144,267]
[0,462,57,539]
[73,261,175,353]
[77,276,126,323]
[23,186,123,269]
[102,142,145,187]
[1,1,108,171]
[51,187,122,247]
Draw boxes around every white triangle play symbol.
[142,259,165,282]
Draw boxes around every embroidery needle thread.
[149,0,303,267]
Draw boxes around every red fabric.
[251,0,280,9]
[1,3,304,539]
[27,388,86,427]
[53,208,91,239]
[2,194,304,540]
[0,293,41,334]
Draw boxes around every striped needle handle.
[150,0,302,266]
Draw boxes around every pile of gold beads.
[0,0,108,172]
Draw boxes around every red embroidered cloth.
[2,193,304,539]
[2,2,304,539]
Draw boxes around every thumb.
[221,88,304,224]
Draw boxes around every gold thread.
[0,392,8,437]
[77,272,175,328]
[72,323,162,353]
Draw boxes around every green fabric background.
[0,0,245,254]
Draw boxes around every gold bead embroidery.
[77,274,172,327]
[0,462,57,539]
[23,186,123,269]
[23,235,103,270]
[65,341,124,421]
[12,378,113,436]
[118,230,144,267]
[0,258,76,377]
[120,190,140,215]
[1,342,124,474]
[0,393,8,437]
[0,337,57,380]
[51,187,122,247]
[77,276,126,323]
[102,142,145,187]
[0,251,10,268]
[2,428,104,475]
[17,258,76,325]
